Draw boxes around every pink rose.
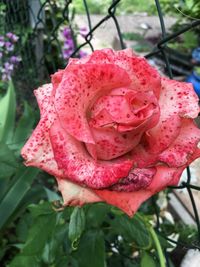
[21,49,200,216]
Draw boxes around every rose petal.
[87,89,159,160]
[93,165,184,216]
[53,63,131,144]
[145,115,182,154]
[115,54,161,98]
[130,144,158,168]
[159,119,200,167]
[69,49,161,98]
[146,77,200,153]
[34,84,53,116]
[86,49,161,98]
[49,118,133,189]
[21,84,64,177]
[111,167,156,192]
[56,178,101,206]
[90,90,159,127]
[51,69,64,94]
[58,165,185,216]
[86,126,142,160]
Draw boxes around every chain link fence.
[2,0,200,264]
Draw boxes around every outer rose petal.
[58,165,184,217]
[56,178,101,206]
[94,165,185,216]
[34,84,53,116]
[21,84,64,177]
[146,77,200,153]
[53,63,131,144]
[50,119,133,189]
[159,119,200,167]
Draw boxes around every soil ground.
[76,14,177,49]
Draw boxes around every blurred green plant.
[168,31,198,53]
[122,32,153,53]
[0,3,6,34]
[0,81,39,234]
[72,0,155,15]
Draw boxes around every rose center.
[86,88,159,160]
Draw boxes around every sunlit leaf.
[0,80,16,143]
[141,252,157,267]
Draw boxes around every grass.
[72,0,156,15]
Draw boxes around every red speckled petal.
[145,115,182,154]
[21,84,64,177]
[109,53,160,98]
[86,127,142,160]
[90,90,159,127]
[56,178,101,206]
[130,144,158,168]
[161,78,200,118]
[51,69,64,94]
[146,77,200,154]
[111,167,156,192]
[159,119,200,167]
[68,49,161,98]
[49,118,133,189]
[34,83,53,116]
[53,63,131,144]
[56,164,185,217]
[69,49,136,66]
[87,89,159,160]
[93,165,184,216]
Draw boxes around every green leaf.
[42,222,69,265]
[28,202,56,217]
[141,252,157,267]
[86,203,111,228]
[22,203,57,256]
[110,214,152,249]
[0,80,16,143]
[12,101,35,150]
[0,142,18,179]
[8,255,39,267]
[69,207,85,249]
[56,256,78,267]
[16,212,32,243]
[73,230,105,267]
[0,166,39,230]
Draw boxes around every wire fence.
[2,0,200,264]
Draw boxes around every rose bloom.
[21,49,200,216]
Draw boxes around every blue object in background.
[192,47,200,63]
[186,71,200,98]
[186,47,200,98]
